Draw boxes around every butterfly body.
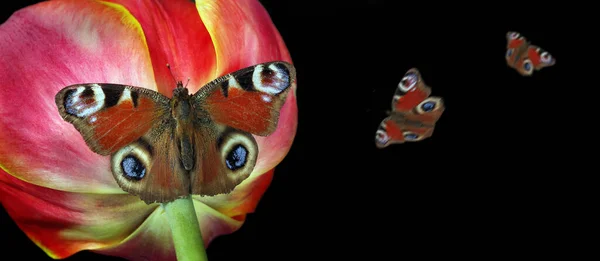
[505,31,556,76]
[375,68,444,148]
[56,61,296,204]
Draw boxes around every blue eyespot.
[523,61,532,71]
[404,133,419,140]
[226,144,248,171]
[421,101,436,112]
[121,155,146,180]
[506,49,513,58]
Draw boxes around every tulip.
[0,0,297,260]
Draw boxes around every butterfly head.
[167,63,191,91]
[172,82,189,97]
[169,80,196,124]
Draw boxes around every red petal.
[105,0,217,95]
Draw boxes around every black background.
[0,0,584,260]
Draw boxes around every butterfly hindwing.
[190,124,259,196]
[505,31,556,76]
[375,115,436,148]
[110,124,190,203]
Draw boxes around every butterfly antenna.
[166,63,180,86]
[184,77,191,88]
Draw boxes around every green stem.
[163,196,208,261]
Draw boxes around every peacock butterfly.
[375,68,444,148]
[505,31,556,76]
[55,61,296,204]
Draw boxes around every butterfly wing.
[505,31,529,73]
[56,84,189,203]
[376,68,445,148]
[189,61,296,196]
[526,45,556,70]
[375,115,436,148]
[193,61,296,136]
[391,68,431,112]
[56,84,169,155]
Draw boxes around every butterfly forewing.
[193,61,296,136]
[55,84,171,155]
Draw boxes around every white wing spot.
[228,76,242,89]
[252,65,265,90]
[261,95,272,103]
[118,88,132,105]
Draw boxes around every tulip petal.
[196,0,298,176]
[0,170,156,259]
[0,0,158,193]
[104,0,217,95]
[94,198,246,260]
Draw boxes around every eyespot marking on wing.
[398,72,418,92]
[64,84,105,118]
[403,131,421,141]
[251,63,291,95]
[375,130,390,145]
[415,97,443,114]
[522,59,533,75]
[111,140,153,182]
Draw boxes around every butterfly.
[505,31,556,76]
[55,61,296,204]
[375,68,444,148]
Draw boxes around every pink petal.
[0,0,157,193]
[0,170,156,259]
[105,0,217,95]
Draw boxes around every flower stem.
[163,196,208,261]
